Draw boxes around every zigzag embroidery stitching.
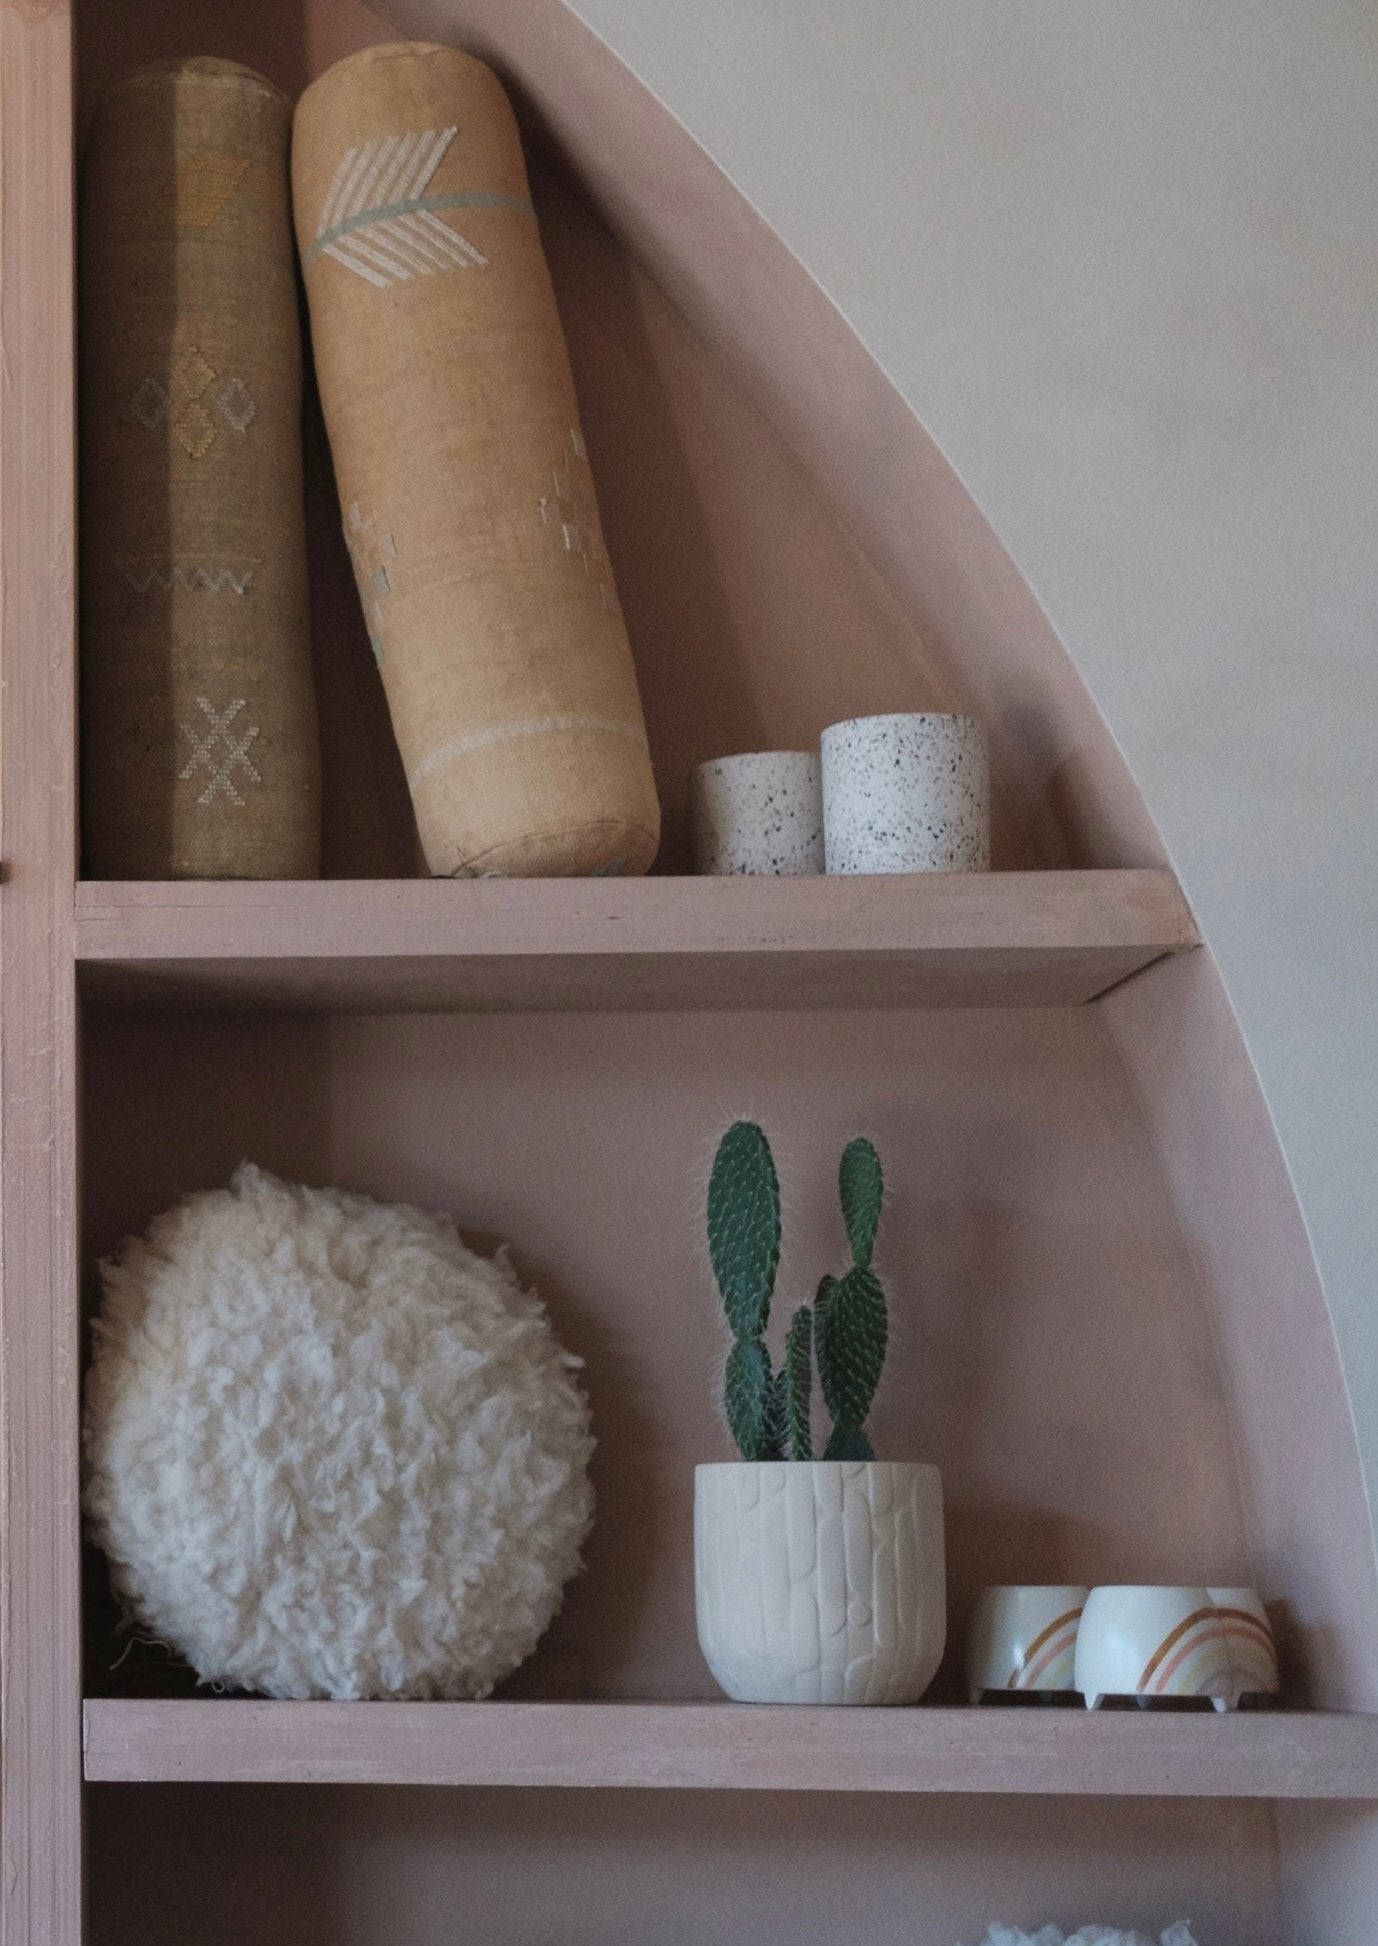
[121,563,255,596]
[309,127,527,287]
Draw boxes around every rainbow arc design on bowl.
[1137,1605,1234,1700]
[1212,1603,1280,1698]
[1007,1603,1084,1691]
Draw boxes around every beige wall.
[564,0,1378,1496]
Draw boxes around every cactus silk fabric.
[81,57,320,878]
[292,42,660,878]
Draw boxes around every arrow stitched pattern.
[307,126,534,288]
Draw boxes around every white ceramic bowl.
[1075,1585,1233,1711]
[966,1585,1089,1703]
[1208,1586,1279,1704]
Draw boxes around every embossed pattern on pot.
[821,712,989,873]
[694,1460,945,1704]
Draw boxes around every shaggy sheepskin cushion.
[84,1164,594,1700]
[963,1930,1197,1946]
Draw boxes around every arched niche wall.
[70,0,1378,1937]
[376,0,1378,1711]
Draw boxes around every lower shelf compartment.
[83,1699,1378,1797]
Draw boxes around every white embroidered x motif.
[179,696,262,806]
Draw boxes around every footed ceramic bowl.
[1209,1586,1279,1704]
[1075,1585,1234,1711]
[966,1584,1089,1702]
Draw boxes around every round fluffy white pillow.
[84,1164,594,1700]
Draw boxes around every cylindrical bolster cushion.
[292,43,660,878]
[81,58,320,879]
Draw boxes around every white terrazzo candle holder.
[821,713,990,874]
[690,751,824,876]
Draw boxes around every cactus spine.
[707,1123,889,1463]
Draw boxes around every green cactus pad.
[823,1422,875,1463]
[725,1335,778,1461]
[767,1367,789,1459]
[706,1123,892,1464]
[815,1263,888,1434]
[838,1137,884,1271]
[708,1121,781,1340]
[783,1305,814,1461]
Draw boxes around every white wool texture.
[84,1164,595,1700]
[964,1930,1198,1946]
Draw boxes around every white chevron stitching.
[312,127,491,287]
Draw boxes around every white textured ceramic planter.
[694,1460,945,1704]
[690,751,824,875]
[821,712,990,873]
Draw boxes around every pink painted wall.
[88,1784,1280,1946]
[538,0,1378,1560]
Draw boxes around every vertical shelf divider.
[0,2,82,1942]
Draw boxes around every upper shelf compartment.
[74,870,1194,1013]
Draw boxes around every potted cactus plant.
[694,1121,946,1704]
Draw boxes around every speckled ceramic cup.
[821,713,990,874]
[691,751,824,875]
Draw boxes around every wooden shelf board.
[82,1700,1377,1797]
[74,871,1196,1012]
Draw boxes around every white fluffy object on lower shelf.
[964,1930,1198,1946]
[84,1163,595,1701]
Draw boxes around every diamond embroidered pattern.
[215,377,256,433]
[130,376,171,430]
[129,349,258,458]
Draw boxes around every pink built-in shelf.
[74,870,1196,1013]
[83,1700,1378,1797]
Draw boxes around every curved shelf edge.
[83,1698,1378,1798]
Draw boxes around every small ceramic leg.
[1136,1694,1152,1711]
[1084,1693,1103,1711]
[1212,1694,1235,1713]
[969,1687,984,1706]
